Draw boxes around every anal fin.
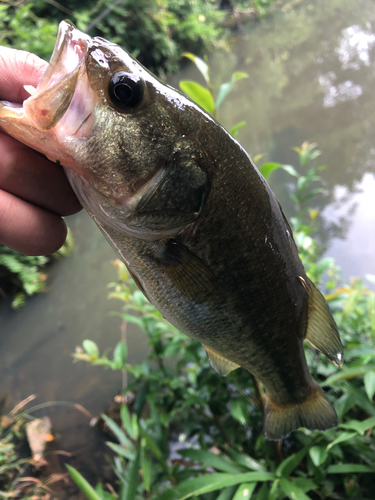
[298,276,343,368]
[202,344,240,376]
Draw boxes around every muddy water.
[1,0,375,489]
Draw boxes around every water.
[1,0,375,488]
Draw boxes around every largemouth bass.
[0,21,343,440]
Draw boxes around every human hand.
[0,47,82,256]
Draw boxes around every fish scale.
[0,20,343,440]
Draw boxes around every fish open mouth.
[23,21,91,131]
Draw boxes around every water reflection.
[319,74,363,108]
[336,24,375,70]
[322,173,375,281]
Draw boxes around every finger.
[0,189,68,256]
[0,133,82,216]
[0,46,47,103]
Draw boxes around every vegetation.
[0,396,56,499]
[0,229,73,308]
[0,0,279,76]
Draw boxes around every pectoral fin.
[154,240,224,304]
[202,344,240,376]
[299,276,343,367]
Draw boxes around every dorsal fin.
[202,344,240,376]
[298,276,343,368]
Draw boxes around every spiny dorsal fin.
[298,276,343,368]
[202,344,240,376]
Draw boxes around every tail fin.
[264,382,338,440]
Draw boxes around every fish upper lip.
[37,21,90,94]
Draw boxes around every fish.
[0,21,343,440]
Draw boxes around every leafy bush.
[0,1,57,60]
[0,0,225,76]
[0,229,73,308]
[0,0,279,76]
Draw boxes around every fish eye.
[108,72,144,110]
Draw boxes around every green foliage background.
[0,0,278,76]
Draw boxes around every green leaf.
[216,82,232,109]
[112,313,146,328]
[345,345,375,358]
[340,416,375,436]
[367,294,375,333]
[230,399,247,425]
[258,163,298,182]
[178,449,243,474]
[158,472,275,500]
[215,72,248,109]
[364,371,375,401]
[124,448,140,500]
[342,290,360,319]
[281,165,299,177]
[252,154,265,164]
[276,446,309,478]
[113,341,127,367]
[344,382,375,415]
[229,121,246,138]
[140,438,151,492]
[182,53,209,84]
[120,404,133,437]
[327,464,375,474]
[232,482,257,500]
[82,340,100,358]
[102,414,133,448]
[66,465,102,500]
[216,486,238,500]
[258,162,283,181]
[279,478,312,500]
[138,425,165,464]
[224,449,266,471]
[322,366,375,386]
[233,72,249,81]
[292,478,317,493]
[106,441,136,460]
[179,81,215,114]
[309,445,328,467]
[326,431,357,451]
[268,479,280,500]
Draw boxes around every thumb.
[0,46,47,103]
